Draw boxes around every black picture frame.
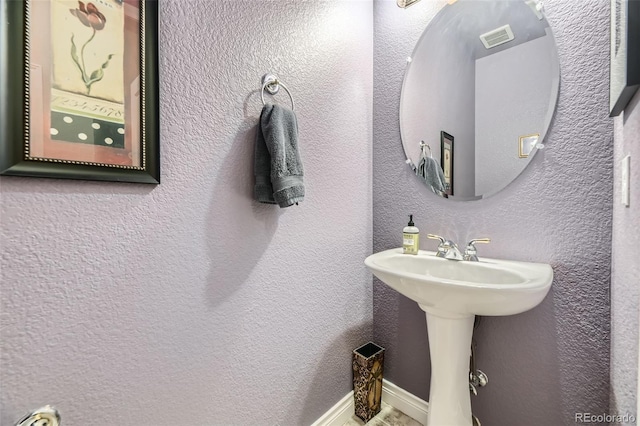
[440,131,454,196]
[610,0,640,117]
[0,0,159,183]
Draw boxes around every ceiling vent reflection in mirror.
[396,0,421,8]
[479,24,515,49]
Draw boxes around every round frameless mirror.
[399,0,560,200]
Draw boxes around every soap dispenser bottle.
[403,215,420,255]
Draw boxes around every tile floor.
[342,402,423,426]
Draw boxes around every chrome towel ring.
[420,140,432,158]
[15,406,60,426]
[261,74,295,111]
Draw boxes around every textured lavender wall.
[610,90,640,422]
[0,1,373,424]
[373,1,612,425]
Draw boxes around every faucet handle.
[467,238,490,246]
[427,234,446,243]
[464,238,490,261]
[427,234,447,257]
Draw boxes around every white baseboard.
[310,391,355,426]
[311,380,429,426]
[381,380,429,425]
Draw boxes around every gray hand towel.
[417,156,446,196]
[254,103,305,208]
[254,107,277,204]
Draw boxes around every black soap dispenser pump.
[403,215,420,255]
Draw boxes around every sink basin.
[364,248,553,426]
[364,248,553,316]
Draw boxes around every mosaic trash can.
[352,342,385,423]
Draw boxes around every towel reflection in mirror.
[416,141,447,198]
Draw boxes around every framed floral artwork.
[0,0,159,183]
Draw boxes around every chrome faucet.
[427,234,464,260]
[427,235,490,261]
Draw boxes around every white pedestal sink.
[365,248,553,426]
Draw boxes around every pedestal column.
[424,310,475,426]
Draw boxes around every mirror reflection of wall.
[399,0,560,201]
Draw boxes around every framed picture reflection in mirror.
[519,134,539,158]
[440,131,453,196]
